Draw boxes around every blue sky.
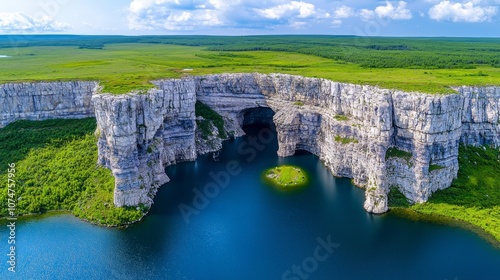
[0,0,498,36]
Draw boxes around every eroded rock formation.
[93,79,197,206]
[3,75,498,214]
[91,74,500,213]
[0,81,97,127]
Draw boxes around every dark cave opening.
[241,107,275,127]
[293,149,313,156]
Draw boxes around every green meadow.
[0,36,499,93]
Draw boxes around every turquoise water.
[1,124,499,279]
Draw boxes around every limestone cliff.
[4,75,497,215]
[0,81,97,127]
[93,79,197,207]
[92,74,500,213]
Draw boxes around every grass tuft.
[385,147,413,162]
[334,135,359,144]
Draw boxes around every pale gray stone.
[0,81,97,127]
[3,75,499,214]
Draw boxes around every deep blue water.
[1,124,500,280]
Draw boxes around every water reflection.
[1,124,499,279]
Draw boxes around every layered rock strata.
[93,79,197,206]
[5,75,497,214]
[92,74,500,212]
[0,81,97,127]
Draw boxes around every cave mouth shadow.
[241,107,275,127]
[240,107,277,136]
[293,149,313,156]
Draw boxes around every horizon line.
[0,34,500,39]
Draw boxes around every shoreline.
[389,208,500,248]
[0,209,145,228]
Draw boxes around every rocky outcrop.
[27,73,492,214]
[459,86,500,146]
[195,75,268,137]
[93,79,197,207]
[2,76,497,213]
[192,74,499,213]
[0,81,97,127]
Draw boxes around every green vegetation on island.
[0,35,499,94]
[263,165,308,190]
[389,145,500,243]
[387,187,411,208]
[0,118,146,226]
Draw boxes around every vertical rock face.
[3,77,497,213]
[88,74,500,213]
[92,79,197,207]
[388,92,463,204]
[0,81,97,127]
[459,86,500,146]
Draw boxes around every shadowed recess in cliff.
[241,107,275,127]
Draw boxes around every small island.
[263,165,308,190]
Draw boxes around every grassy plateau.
[0,35,499,94]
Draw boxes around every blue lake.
[1,124,500,279]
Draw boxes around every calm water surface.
[1,124,499,279]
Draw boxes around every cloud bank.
[128,0,331,31]
[428,1,498,22]
[0,12,71,33]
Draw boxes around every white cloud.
[428,1,498,22]
[255,1,319,20]
[334,5,355,19]
[359,9,376,21]
[375,1,413,19]
[331,5,355,27]
[359,1,412,21]
[128,0,332,31]
[128,0,224,31]
[332,19,342,28]
[0,12,71,33]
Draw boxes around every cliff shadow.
[241,107,276,128]
[293,149,313,156]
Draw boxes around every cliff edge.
[2,75,497,214]
[91,73,500,214]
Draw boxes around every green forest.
[0,35,499,93]
[0,118,146,226]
